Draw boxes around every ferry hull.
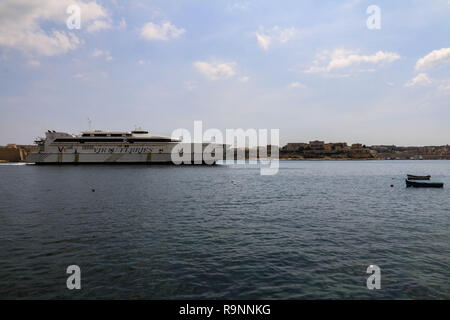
[25,152,215,164]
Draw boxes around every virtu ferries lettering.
[94,147,162,153]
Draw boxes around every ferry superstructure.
[26,129,218,164]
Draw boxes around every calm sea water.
[0,160,449,299]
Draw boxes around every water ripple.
[0,161,449,299]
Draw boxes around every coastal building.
[0,144,37,162]
[283,143,308,152]
[329,143,348,152]
[351,143,363,149]
[280,141,375,159]
[368,145,450,160]
[309,140,325,150]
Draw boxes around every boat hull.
[405,179,443,188]
[407,174,431,180]
[25,152,215,164]
[26,152,171,163]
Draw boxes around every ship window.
[127,138,173,142]
[82,138,123,142]
[111,134,123,137]
[94,134,107,137]
[54,138,124,143]
[54,138,78,142]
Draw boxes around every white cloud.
[0,0,109,56]
[256,33,271,51]
[327,50,399,70]
[92,49,103,57]
[87,19,111,33]
[343,0,363,8]
[73,73,85,79]
[140,21,185,41]
[194,61,236,80]
[184,81,198,91]
[27,60,40,67]
[289,82,306,89]
[415,48,450,70]
[255,26,301,51]
[118,18,127,30]
[438,80,450,91]
[92,49,113,62]
[227,1,251,11]
[305,49,400,74]
[278,28,300,43]
[404,73,433,87]
[239,76,250,82]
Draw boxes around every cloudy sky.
[1,0,450,146]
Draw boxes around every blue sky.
[1,0,450,146]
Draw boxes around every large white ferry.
[26,129,221,164]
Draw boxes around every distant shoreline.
[4,157,450,164]
[276,157,381,161]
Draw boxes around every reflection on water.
[0,160,449,299]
